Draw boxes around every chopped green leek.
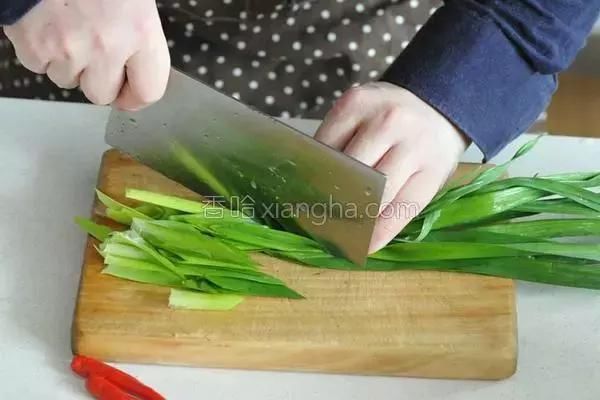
[76,136,600,309]
[126,189,212,214]
[96,189,150,224]
[74,217,112,241]
[168,289,244,310]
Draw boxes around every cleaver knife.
[105,68,386,266]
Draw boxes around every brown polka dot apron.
[0,0,441,118]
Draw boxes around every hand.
[315,82,470,253]
[3,0,170,111]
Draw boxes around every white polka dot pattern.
[0,0,441,116]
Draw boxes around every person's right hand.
[3,0,170,111]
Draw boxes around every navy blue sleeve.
[0,0,40,24]
[382,0,600,161]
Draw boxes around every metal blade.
[105,68,386,265]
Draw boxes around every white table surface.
[1,98,599,399]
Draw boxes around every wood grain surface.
[72,150,517,380]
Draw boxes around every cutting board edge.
[73,332,517,380]
[70,150,116,358]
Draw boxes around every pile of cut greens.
[77,138,600,310]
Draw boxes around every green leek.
[76,136,600,309]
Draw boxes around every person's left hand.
[314,82,470,253]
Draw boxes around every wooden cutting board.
[72,150,517,380]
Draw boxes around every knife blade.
[105,68,386,266]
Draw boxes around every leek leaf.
[96,189,150,224]
[504,242,600,261]
[174,263,286,285]
[109,231,185,279]
[414,209,440,241]
[514,198,600,217]
[432,187,545,229]
[477,178,600,211]
[106,208,135,225]
[131,219,256,267]
[170,211,255,232]
[175,251,259,270]
[371,242,530,261]
[74,217,112,241]
[425,136,542,213]
[209,222,322,252]
[127,189,213,214]
[168,289,244,310]
[102,242,156,261]
[283,254,600,290]
[102,264,182,287]
[470,219,600,239]
[422,230,546,244]
[104,255,164,272]
[207,276,304,299]
[104,254,281,284]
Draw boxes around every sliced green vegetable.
[104,255,164,272]
[104,254,279,284]
[102,264,182,287]
[131,218,257,266]
[209,222,322,252]
[105,208,135,225]
[77,135,600,302]
[101,242,155,261]
[220,239,266,251]
[174,251,259,271]
[127,189,210,214]
[75,217,112,241]
[168,289,244,310]
[195,280,226,294]
[206,275,304,299]
[96,189,151,224]
[177,266,284,284]
[170,211,255,232]
[109,231,185,279]
[135,203,182,219]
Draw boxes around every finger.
[368,169,444,253]
[342,114,398,167]
[314,112,362,150]
[45,33,91,89]
[4,31,49,74]
[79,64,126,105]
[375,144,420,207]
[14,46,49,74]
[314,88,371,149]
[46,59,84,89]
[114,34,170,111]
